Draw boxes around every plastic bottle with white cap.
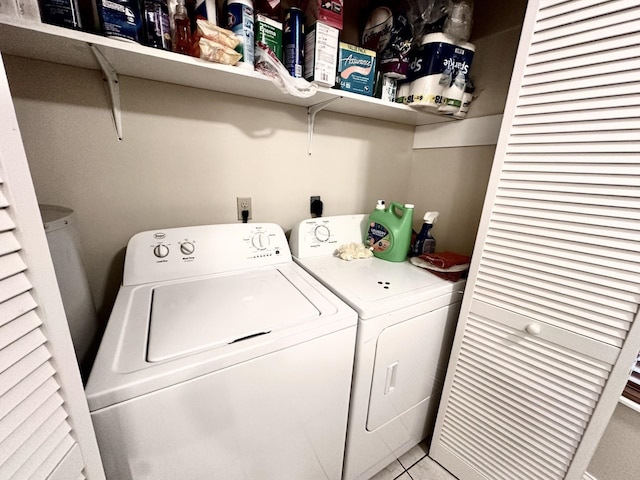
[366,201,414,262]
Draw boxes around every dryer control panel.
[123,223,291,286]
[289,214,369,259]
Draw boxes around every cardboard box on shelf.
[337,42,376,97]
[305,0,342,30]
[304,21,339,87]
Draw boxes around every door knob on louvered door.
[525,323,542,335]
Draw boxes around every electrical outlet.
[237,197,252,221]
[310,195,322,217]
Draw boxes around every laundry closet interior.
[3,0,638,478]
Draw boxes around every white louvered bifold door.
[0,54,104,479]
[430,1,640,479]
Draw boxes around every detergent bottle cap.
[375,200,386,210]
[423,211,439,224]
[404,203,415,209]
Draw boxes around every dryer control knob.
[180,242,195,255]
[252,233,270,250]
[314,225,330,242]
[153,244,170,258]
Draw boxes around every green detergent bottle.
[365,200,414,262]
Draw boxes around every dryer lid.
[147,269,320,362]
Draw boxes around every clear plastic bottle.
[443,0,474,43]
[173,0,192,55]
[411,211,439,256]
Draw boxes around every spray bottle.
[411,211,439,256]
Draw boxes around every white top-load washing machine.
[85,223,358,480]
[290,214,465,480]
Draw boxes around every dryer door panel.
[366,303,460,431]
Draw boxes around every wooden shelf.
[0,18,451,127]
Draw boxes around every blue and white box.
[337,42,376,97]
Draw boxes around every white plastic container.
[40,204,98,369]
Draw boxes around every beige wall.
[408,146,495,256]
[5,55,416,317]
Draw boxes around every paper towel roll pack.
[398,33,475,112]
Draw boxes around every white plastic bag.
[254,42,318,98]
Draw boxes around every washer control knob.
[314,225,330,242]
[252,232,270,250]
[153,244,169,258]
[180,242,195,255]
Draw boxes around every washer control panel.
[123,223,290,286]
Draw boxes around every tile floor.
[367,442,457,480]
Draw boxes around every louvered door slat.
[0,292,37,329]
[502,153,639,164]
[0,231,20,256]
[515,93,639,116]
[534,0,637,29]
[454,366,587,437]
[532,8,640,44]
[0,273,32,305]
[31,435,76,480]
[0,366,56,421]
[448,381,573,468]
[525,59,639,89]
[0,409,69,479]
[0,251,26,280]
[0,311,43,351]
[502,163,640,175]
[0,329,47,377]
[0,208,15,231]
[0,346,52,397]
[480,263,638,312]
[512,120,639,137]
[486,233,640,276]
[480,254,639,303]
[528,36,639,67]
[0,392,65,465]
[509,130,640,144]
[0,380,59,444]
[522,49,638,78]
[513,106,639,124]
[491,223,640,262]
[12,418,74,480]
[524,69,638,92]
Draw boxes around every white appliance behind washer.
[290,215,465,480]
[85,223,357,480]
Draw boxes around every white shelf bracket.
[89,44,122,141]
[307,97,340,155]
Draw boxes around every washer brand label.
[153,232,166,239]
[367,222,391,252]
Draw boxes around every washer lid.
[147,269,320,362]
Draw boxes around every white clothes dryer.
[85,223,357,480]
[290,215,465,480]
